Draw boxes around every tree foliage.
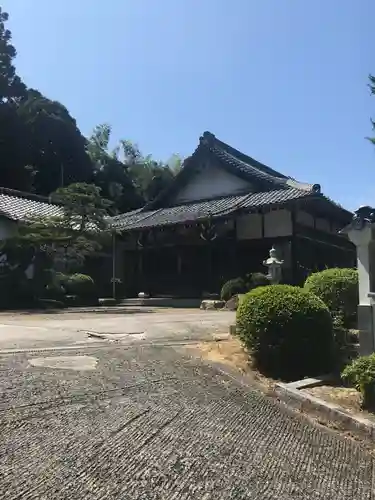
[236,285,334,380]
[87,124,143,213]
[0,8,182,212]
[304,268,358,327]
[17,90,93,195]
[0,7,26,102]
[4,183,111,281]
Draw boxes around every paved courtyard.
[0,307,235,350]
[0,308,374,498]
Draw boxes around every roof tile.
[0,192,63,221]
[110,187,314,231]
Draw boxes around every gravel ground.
[0,344,374,499]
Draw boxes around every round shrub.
[220,277,247,302]
[55,272,69,287]
[342,354,375,410]
[248,272,270,290]
[304,268,358,326]
[236,284,333,380]
[64,273,96,299]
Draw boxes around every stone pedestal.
[343,207,375,355]
[358,301,375,355]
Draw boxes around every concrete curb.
[275,379,375,442]
[211,360,375,443]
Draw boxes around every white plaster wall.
[296,210,314,227]
[236,213,262,240]
[264,209,292,237]
[174,164,251,203]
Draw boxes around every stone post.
[342,206,375,355]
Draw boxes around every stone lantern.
[263,246,283,284]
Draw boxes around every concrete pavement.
[0,343,374,499]
[0,307,235,350]
[0,308,374,498]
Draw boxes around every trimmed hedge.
[220,277,247,302]
[64,273,97,301]
[304,268,358,326]
[236,284,333,380]
[247,272,270,290]
[342,354,375,410]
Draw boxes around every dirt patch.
[305,385,375,424]
[183,336,275,390]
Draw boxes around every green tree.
[17,90,94,195]
[166,153,183,175]
[0,7,27,102]
[0,7,31,191]
[87,124,143,213]
[52,182,110,232]
[1,183,111,303]
[49,182,112,267]
[121,140,180,203]
[0,6,181,207]
[0,8,94,194]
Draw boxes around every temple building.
[110,131,355,297]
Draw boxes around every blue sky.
[3,0,375,210]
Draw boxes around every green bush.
[342,354,375,410]
[220,277,247,302]
[304,268,358,327]
[43,272,67,300]
[64,273,97,299]
[236,284,333,380]
[55,272,70,287]
[247,272,270,290]
[331,313,359,372]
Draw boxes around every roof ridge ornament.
[199,131,215,146]
[351,205,375,230]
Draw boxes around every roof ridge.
[0,187,56,205]
[285,178,321,193]
[199,132,322,193]
[200,132,287,180]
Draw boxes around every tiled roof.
[202,132,320,191]
[145,131,320,210]
[0,186,351,233]
[0,189,112,231]
[110,187,314,231]
[0,189,63,222]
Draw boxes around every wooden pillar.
[232,218,238,278]
[290,206,297,284]
[177,252,182,275]
[207,242,212,294]
[137,250,143,293]
[112,232,116,299]
[261,209,265,238]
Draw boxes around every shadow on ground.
[0,307,156,316]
